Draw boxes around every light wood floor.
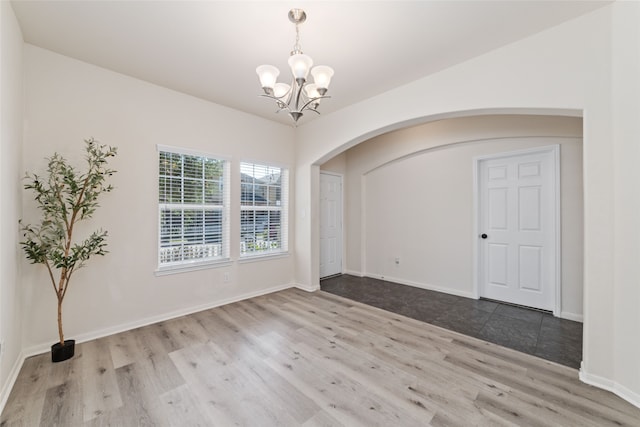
[2,289,639,426]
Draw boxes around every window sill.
[238,252,289,264]
[155,258,232,276]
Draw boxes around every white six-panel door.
[320,173,343,278]
[477,146,559,312]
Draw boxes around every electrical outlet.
[223,272,230,283]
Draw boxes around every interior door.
[477,146,559,312]
[320,172,343,278]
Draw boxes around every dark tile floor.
[320,274,583,369]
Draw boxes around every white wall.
[21,45,296,354]
[611,2,640,403]
[319,153,347,276]
[0,1,24,410]
[295,3,640,406]
[345,115,582,319]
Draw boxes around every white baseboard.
[580,365,640,409]
[0,349,26,416]
[21,282,297,358]
[560,311,584,322]
[295,282,320,292]
[343,270,364,277]
[365,273,476,299]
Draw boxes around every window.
[158,147,229,270]
[240,162,288,257]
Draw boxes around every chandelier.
[256,9,334,123]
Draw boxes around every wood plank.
[445,351,640,426]
[169,341,300,426]
[39,379,83,426]
[106,330,138,370]
[262,333,434,426]
[158,383,213,427]
[236,349,324,424]
[301,410,345,427]
[127,324,186,395]
[111,363,169,427]
[291,327,496,425]
[0,354,49,426]
[80,339,123,422]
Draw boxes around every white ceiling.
[11,1,610,126]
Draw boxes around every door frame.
[472,144,561,316]
[319,171,344,278]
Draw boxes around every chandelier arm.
[299,95,331,113]
[258,93,284,102]
[292,79,306,113]
[259,94,292,112]
[258,92,294,100]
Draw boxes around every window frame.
[156,145,231,274]
[239,161,289,260]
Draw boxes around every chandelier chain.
[293,23,302,54]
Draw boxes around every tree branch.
[44,260,58,296]
[60,265,75,302]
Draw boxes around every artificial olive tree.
[20,138,117,347]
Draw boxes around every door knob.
[481,233,488,239]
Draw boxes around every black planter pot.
[51,339,75,363]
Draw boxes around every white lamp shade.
[256,65,279,89]
[273,83,291,98]
[304,83,320,100]
[311,65,334,90]
[288,54,313,80]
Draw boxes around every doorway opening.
[319,172,343,279]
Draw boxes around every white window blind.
[240,162,288,257]
[158,148,229,269]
